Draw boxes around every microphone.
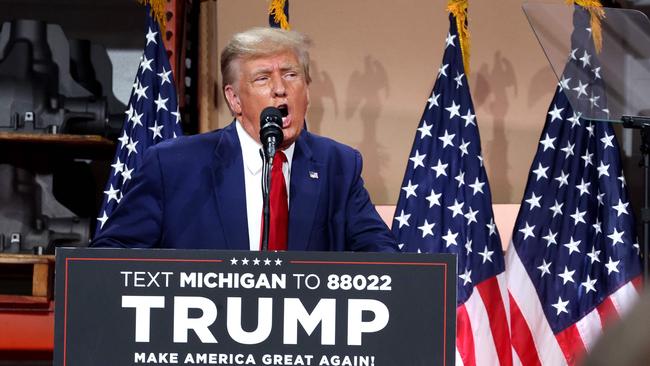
[259,106,284,161]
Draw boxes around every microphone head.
[260,106,284,147]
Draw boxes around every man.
[92,27,397,252]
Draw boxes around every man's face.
[224,50,309,149]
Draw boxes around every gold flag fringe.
[447,0,470,76]
[569,0,605,53]
[137,0,167,33]
[269,0,291,30]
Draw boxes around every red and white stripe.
[506,245,641,366]
[456,273,513,366]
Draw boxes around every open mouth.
[277,104,289,127]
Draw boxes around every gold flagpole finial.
[269,0,291,30]
[137,0,167,33]
[447,0,470,75]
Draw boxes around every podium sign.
[54,248,456,366]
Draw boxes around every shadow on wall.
[344,55,390,201]
[474,51,516,203]
[307,60,338,134]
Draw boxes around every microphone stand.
[260,137,278,251]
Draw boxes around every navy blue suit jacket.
[92,122,398,252]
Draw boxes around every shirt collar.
[235,120,295,175]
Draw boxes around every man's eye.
[254,76,269,83]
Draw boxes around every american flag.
[506,6,642,365]
[95,6,183,234]
[392,14,512,366]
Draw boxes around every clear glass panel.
[522,2,650,123]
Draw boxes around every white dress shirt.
[235,120,294,250]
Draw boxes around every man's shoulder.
[151,125,234,156]
[302,130,359,158]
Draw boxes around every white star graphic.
[140,55,153,73]
[597,161,610,178]
[409,150,426,169]
[459,139,470,157]
[532,163,549,181]
[274,258,282,266]
[118,131,130,149]
[548,104,564,122]
[619,174,626,188]
[241,258,250,265]
[264,258,272,265]
[607,228,625,246]
[445,33,456,48]
[111,157,124,176]
[559,76,571,90]
[438,130,456,148]
[97,211,109,228]
[461,109,476,127]
[487,218,497,236]
[555,171,570,188]
[479,246,494,264]
[539,133,556,151]
[469,178,485,196]
[459,268,472,285]
[455,171,465,187]
[447,199,464,218]
[126,137,139,156]
[418,220,435,238]
[576,179,591,196]
[121,167,134,183]
[561,142,575,159]
[230,257,238,265]
[104,184,120,203]
[172,106,181,124]
[612,199,629,217]
[581,275,597,294]
[567,111,582,128]
[605,257,620,274]
[431,159,448,177]
[464,207,479,225]
[445,101,461,119]
[134,81,149,101]
[154,94,169,112]
[525,192,542,210]
[149,121,164,140]
[427,92,440,109]
[587,246,601,263]
[593,217,602,234]
[394,210,410,228]
[519,222,535,240]
[592,66,601,79]
[600,133,615,150]
[425,189,442,208]
[558,266,576,285]
[570,207,587,225]
[573,80,588,98]
[563,236,581,255]
[131,111,144,127]
[580,50,591,67]
[417,121,433,139]
[438,63,449,78]
[454,71,464,89]
[157,67,172,85]
[542,229,558,247]
[538,259,552,277]
[401,180,418,198]
[442,229,458,247]
[465,239,473,254]
[145,27,158,45]
[549,200,564,218]
[253,258,261,265]
[552,296,569,315]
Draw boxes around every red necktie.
[267,151,288,250]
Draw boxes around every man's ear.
[224,85,242,115]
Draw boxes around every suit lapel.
[211,122,250,250]
[288,131,323,250]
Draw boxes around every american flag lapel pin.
[309,171,318,179]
